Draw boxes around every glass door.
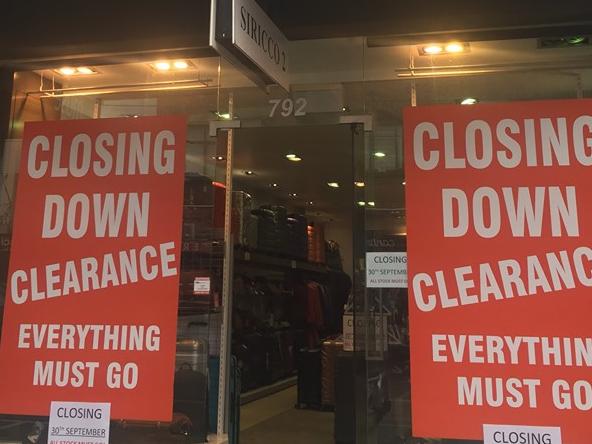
[216,118,367,444]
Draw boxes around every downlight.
[418,42,470,56]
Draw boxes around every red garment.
[306,282,324,328]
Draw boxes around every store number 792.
[268,98,307,118]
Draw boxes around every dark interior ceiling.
[1,0,592,64]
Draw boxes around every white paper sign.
[343,313,388,353]
[366,252,407,288]
[232,0,289,90]
[49,401,110,444]
[193,277,211,296]
[483,424,561,444]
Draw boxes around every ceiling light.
[212,155,225,161]
[374,152,386,158]
[286,154,302,162]
[354,181,365,188]
[307,201,314,206]
[54,66,98,76]
[174,60,189,69]
[402,180,406,186]
[357,201,366,206]
[154,61,171,71]
[245,170,255,175]
[460,97,478,105]
[76,67,96,75]
[270,183,279,188]
[445,43,465,53]
[57,67,76,76]
[289,193,298,198]
[327,182,340,188]
[367,202,376,207]
[419,42,470,56]
[423,45,443,55]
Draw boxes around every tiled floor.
[240,386,334,444]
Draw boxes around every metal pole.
[217,93,235,437]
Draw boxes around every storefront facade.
[1,1,592,443]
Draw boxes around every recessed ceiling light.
[354,181,365,188]
[374,152,386,158]
[212,155,225,161]
[270,183,279,188]
[307,201,314,205]
[286,154,302,162]
[357,201,366,206]
[245,170,255,175]
[56,66,98,76]
[289,193,298,198]
[76,67,96,75]
[460,97,478,105]
[58,67,76,76]
[154,61,171,71]
[445,42,465,53]
[419,42,470,56]
[174,60,189,69]
[423,45,443,55]
[367,201,376,207]
[402,180,406,186]
[327,182,340,188]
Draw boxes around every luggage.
[287,214,308,259]
[296,348,322,408]
[334,352,356,444]
[173,338,208,443]
[307,223,326,263]
[321,337,343,408]
[254,205,290,255]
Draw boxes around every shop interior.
[230,125,355,444]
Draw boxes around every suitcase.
[321,337,343,408]
[334,352,356,444]
[173,338,208,442]
[296,348,322,408]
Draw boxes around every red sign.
[405,100,592,442]
[0,116,186,421]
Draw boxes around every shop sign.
[232,0,289,90]
[343,313,388,353]
[405,99,592,443]
[48,401,110,444]
[366,252,407,288]
[0,116,186,421]
[483,424,561,444]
